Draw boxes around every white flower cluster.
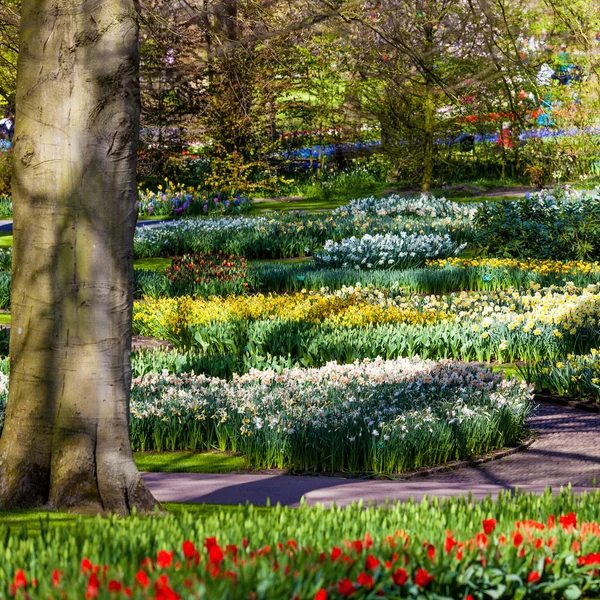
[134,216,268,252]
[333,194,477,220]
[315,232,466,270]
[129,357,531,442]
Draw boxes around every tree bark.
[0,0,158,514]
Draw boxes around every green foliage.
[0,149,12,198]
[1,490,600,598]
[475,188,600,259]
[254,261,600,295]
[519,351,600,401]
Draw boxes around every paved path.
[143,402,600,506]
[0,218,174,234]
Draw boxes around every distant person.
[0,111,14,141]
[554,44,572,84]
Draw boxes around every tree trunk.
[0,0,158,514]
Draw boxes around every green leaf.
[564,585,582,600]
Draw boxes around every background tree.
[0,0,158,514]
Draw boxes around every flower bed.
[129,358,531,472]
[139,181,252,217]
[314,232,466,270]
[133,210,473,260]
[2,491,600,598]
[520,350,600,401]
[132,283,600,363]
[0,358,531,473]
[165,252,250,297]
[333,193,477,220]
[475,187,600,260]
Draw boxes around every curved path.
[143,402,600,507]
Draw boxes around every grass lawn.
[134,451,247,474]
[0,313,10,325]
[250,257,311,267]
[133,257,171,271]
[252,197,349,212]
[0,502,272,534]
[0,234,12,248]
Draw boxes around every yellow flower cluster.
[428,257,600,276]
[133,289,448,335]
[132,283,600,341]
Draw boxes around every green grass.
[0,503,271,534]
[133,257,171,271]
[250,257,311,267]
[0,234,12,248]
[0,313,11,325]
[492,363,522,380]
[134,451,247,473]
[252,197,349,212]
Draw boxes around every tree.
[0,0,158,514]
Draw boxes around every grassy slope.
[134,451,247,474]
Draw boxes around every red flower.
[157,550,174,569]
[357,572,374,589]
[414,567,434,588]
[155,574,181,600]
[352,540,363,554]
[427,544,436,562]
[86,573,99,599]
[392,568,408,586]
[136,571,150,588]
[81,558,93,574]
[559,513,577,530]
[315,590,327,600]
[365,555,380,571]
[182,541,196,559]
[52,569,61,588]
[13,570,27,589]
[108,580,122,592]
[513,531,524,547]
[209,544,224,566]
[482,519,497,534]
[445,534,457,553]
[331,547,342,562]
[337,578,356,597]
[527,571,541,584]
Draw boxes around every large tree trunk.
[0,0,158,514]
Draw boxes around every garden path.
[143,402,600,507]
